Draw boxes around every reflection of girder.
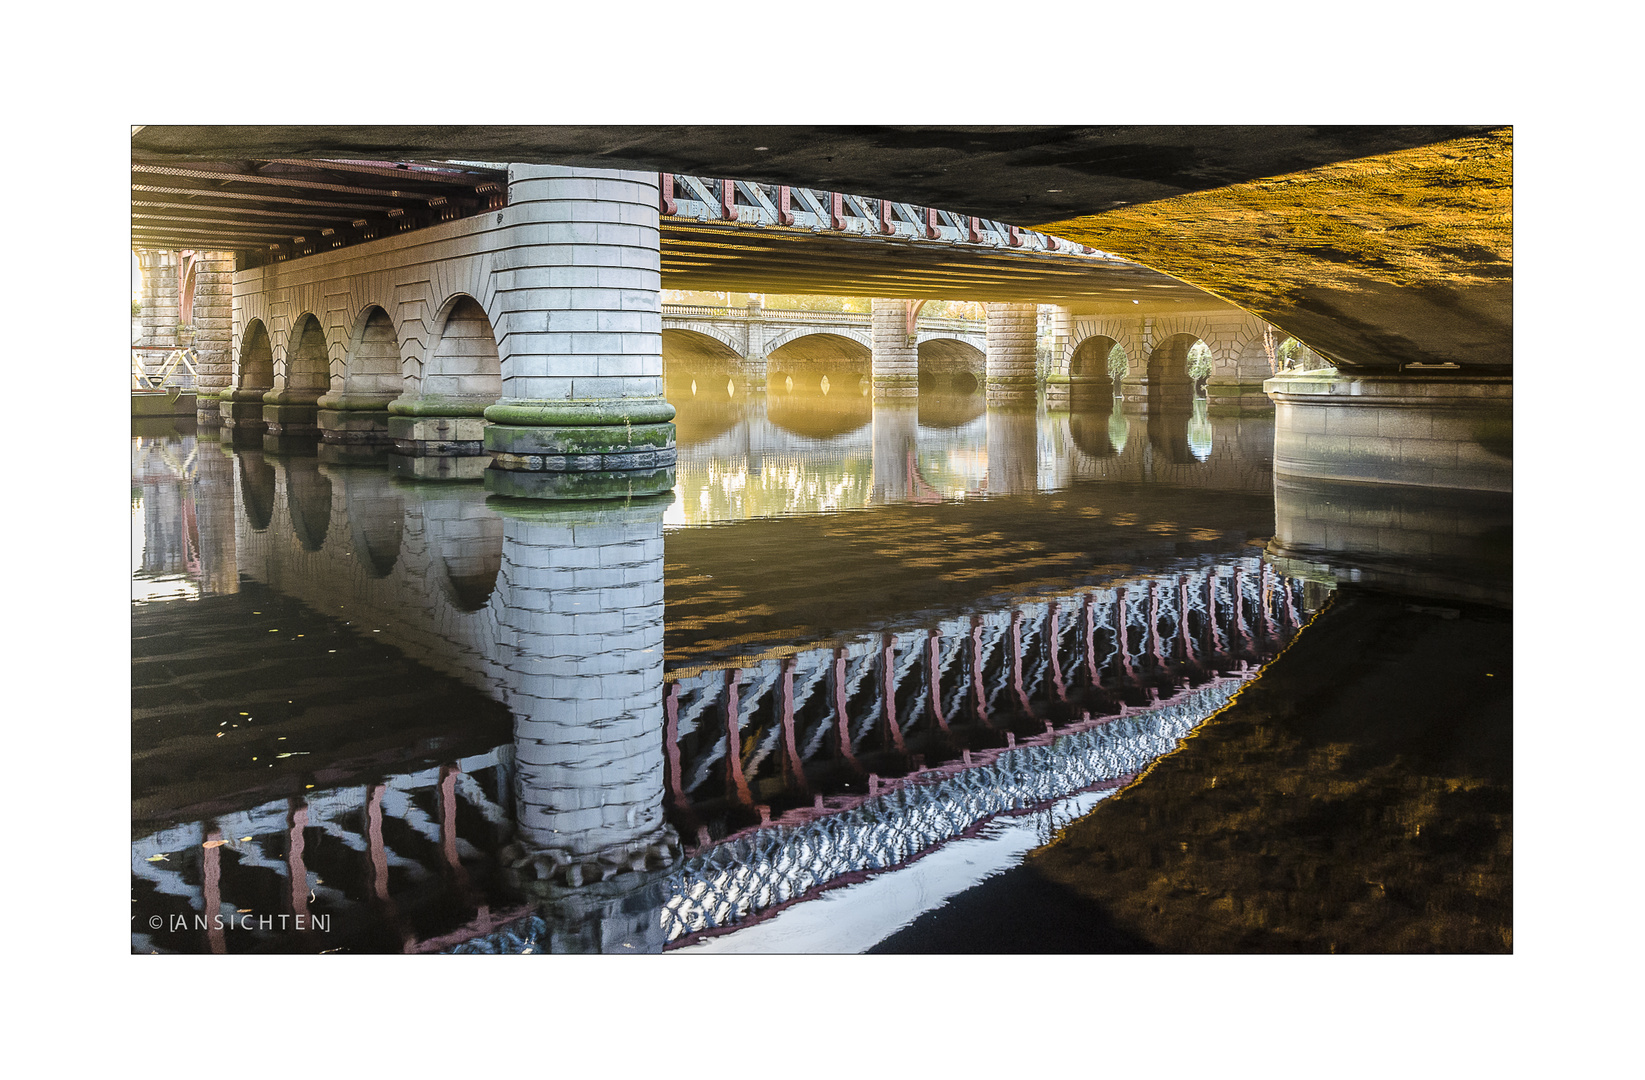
[131,749,512,954]
[658,677,1248,945]
[667,557,1305,823]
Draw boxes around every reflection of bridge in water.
[132,430,1309,952]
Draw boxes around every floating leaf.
[146,854,168,862]
[202,840,227,849]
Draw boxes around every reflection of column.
[484,166,676,500]
[493,496,678,952]
[984,302,1037,404]
[495,498,677,882]
[194,440,240,595]
[871,401,919,502]
[871,298,918,399]
[985,405,1038,494]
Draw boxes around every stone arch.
[283,313,331,401]
[662,327,746,395]
[1068,334,1123,404]
[339,304,404,404]
[422,294,501,407]
[916,337,985,392]
[1069,320,1142,379]
[236,319,274,392]
[765,326,872,354]
[769,331,871,393]
[1144,332,1202,410]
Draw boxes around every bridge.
[661,300,986,395]
[133,427,1312,951]
[130,125,1510,498]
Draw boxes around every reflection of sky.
[1188,398,1213,462]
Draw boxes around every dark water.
[130,391,1510,954]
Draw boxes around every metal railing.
[132,346,199,391]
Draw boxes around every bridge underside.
[132,125,1510,372]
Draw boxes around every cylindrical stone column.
[138,250,179,352]
[483,166,676,500]
[493,498,678,891]
[193,252,235,425]
[871,298,918,399]
[985,302,1038,404]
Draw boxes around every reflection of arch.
[342,305,402,398]
[431,513,502,612]
[671,397,746,447]
[238,454,276,531]
[346,482,405,578]
[1145,410,1201,465]
[285,314,331,398]
[284,461,333,552]
[1068,410,1119,458]
[237,320,274,391]
[423,296,501,404]
[916,391,985,429]
[765,391,871,439]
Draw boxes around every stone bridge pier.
[984,303,1038,404]
[479,166,676,500]
[870,299,918,400]
[224,165,677,500]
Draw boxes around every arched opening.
[1144,333,1201,410]
[1187,340,1214,398]
[237,320,274,392]
[284,460,332,552]
[916,338,985,396]
[285,314,331,401]
[769,332,870,395]
[1069,335,1123,405]
[423,296,501,406]
[663,327,745,398]
[342,306,402,401]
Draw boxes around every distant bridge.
[662,301,988,393]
